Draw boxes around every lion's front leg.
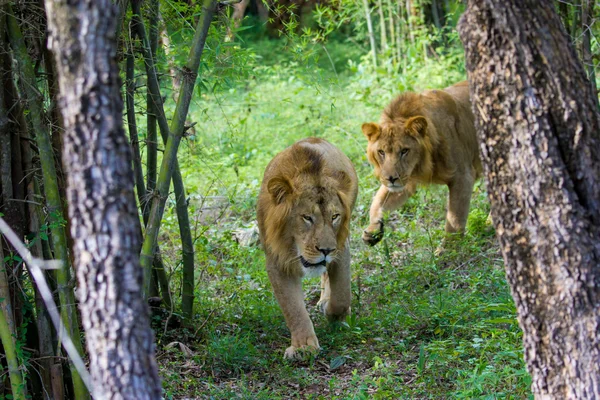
[318,246,351,322]
[266,264,319,359]
[363,183,416,246]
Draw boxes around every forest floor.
[150,38,531,399]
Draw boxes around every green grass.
[143,35,531,399]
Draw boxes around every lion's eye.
[332,214,340,222]
[377,149,385,158]
[400,148,409,157]
[302,215,313,223]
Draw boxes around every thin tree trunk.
[581,0,597,94]
[31,175,66,400]
[44,0,162,396]
[22,115,59,399]
[126,50,173,309]
[146,0,159,208]
[159,17,182,102]
[115,0,129,39]
[0,90,22,399]
[133,0,210,320]
[0,281,25,400]
[558,1,571,34]
[459,1,600,398]
[126,51,148,222]
[396,2,403,71]
[406,0,414,44]
[376,0,387,51]
[571,0,581,41]
[5,9,88,399]
[131,1,194,314]
[386,0,397,65]
[362,0,378,67]
[431,0,441,29]
[29,197,59,399]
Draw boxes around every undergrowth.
[145,25,531,399]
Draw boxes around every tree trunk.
[458,1,600,398]
[376,0,387,51]
[581,0,597,95]
[431,0,441,29]
[406,0,414,44]
[146,0,159,208]
[126,50,173,310]
[386,0,397,65]
[0,282,25,400]
[362,0,378,67]
[5,8,88,399]
[558,1,571,34]
[44,0,162,397]
[131,0,195,316]
[139,0,216,300]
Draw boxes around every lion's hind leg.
[437,171,476,255]
[445,170,475,234]
[317,272,331,313]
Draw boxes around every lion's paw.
[319,299,350,323]
[317,297,329,315]
[434,245,445,257]
[362,226,383,246]
[284,337,320,360]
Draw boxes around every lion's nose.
[316,247,335,256]
[388,176,398,184]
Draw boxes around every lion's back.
[427,81,481,178]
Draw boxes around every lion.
[361,81,482,246]
[257,137,358,359]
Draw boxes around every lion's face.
[362,116,430,192]
[264,173,351,275]
[291,188,345,269]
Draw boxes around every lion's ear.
[267,176,294,204]
[406,116,428,137]
[334,170,353,193]
[362,122,381,141]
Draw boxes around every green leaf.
[330,356,346,370]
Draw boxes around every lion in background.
[257,138,358,359]
[361,81,482,246]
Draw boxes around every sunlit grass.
[146,35,531,399]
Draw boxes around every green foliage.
[153,49,530,400]
[136,0,534,397]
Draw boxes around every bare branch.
[0,217,94,395]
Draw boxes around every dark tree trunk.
[44,0,162,398]
[459,1,600,398]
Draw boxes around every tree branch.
[0,217,94,396]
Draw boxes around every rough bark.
[459,1,600,398]
[44,0,162,397]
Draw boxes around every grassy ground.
[150,37,531,399]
